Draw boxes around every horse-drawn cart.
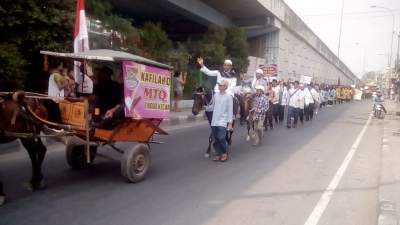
[35,49,172,182]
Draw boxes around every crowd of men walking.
[248,69,353,129]
[196,58,354,161]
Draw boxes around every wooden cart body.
[58,99,165,143]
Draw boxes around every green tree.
[200,24,226,68]
[0,43,27,91]
[0,0,75,91]
[169,42,191,72]
[225,27,249,73]
[139,22,172,62]
[85,0,112,19]
[187,25,225,90]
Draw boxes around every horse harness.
[1,93,49,140]
[196,88,240,114]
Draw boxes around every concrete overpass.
[113,0,360,85]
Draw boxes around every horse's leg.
[204,111,213,158]
[20,138,47,190]
[226,120,235,147]
[205,132,212,158]
[32,139,47,189]
[0,181,4,195]
[238,96,246,125]
[246,119,251,141]
[0,181,5,206]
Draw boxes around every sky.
[284,0,400,78]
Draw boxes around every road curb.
[378,201,398,225]
[377,102,400,225]
[164,112,206,126]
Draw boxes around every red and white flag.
[73,0,90,92]
[74,0,89,53]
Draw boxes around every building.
[110,0,360,85]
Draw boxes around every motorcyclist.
[373,90,387,114]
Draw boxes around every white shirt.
[264,76,278,83]
[251,78,267,90]
[211,92,233,127]
[288,88,301,108]
[310,88,320,102]
[330,89,336,99]
[200,66,237,96]
[304,88,315,105]
[373,95,385,104]
[48,74,64,98]
[320,90,327,102]
[281,87,289,106]
[272,86,280,104]
[297,89,305,109]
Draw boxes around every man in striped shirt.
[252,85,269,146]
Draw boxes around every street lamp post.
[337,0,345,58]
[354,42,366,77]
[396,32,400,74]
[370,5,395,70]
[377,53,392,90]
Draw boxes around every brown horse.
[0,92,50,206]
[242,92,255,142]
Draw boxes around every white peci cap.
[218,79,230,87]
[224,59,233,65]
[256,68,263,74]
[255,85,264,91]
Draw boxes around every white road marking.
[303,114,372,225]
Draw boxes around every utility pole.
[362,49,366,77]
[354,42,366,77]
[396,32,400,74]
[337,0,345,58]
[371,5,395,69]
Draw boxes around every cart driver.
[92,67,124,129]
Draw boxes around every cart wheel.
[66,145,97,170]
[121,144,151,183]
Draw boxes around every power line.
[302,14,400,22]
[300,9,400,17]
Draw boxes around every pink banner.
[263,64,278,76]
[123,61,171,119]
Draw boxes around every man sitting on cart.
[92,67,124,129]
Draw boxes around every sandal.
[212,156,221,161]
[220,154,228,162]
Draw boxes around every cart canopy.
[40,49,173,70]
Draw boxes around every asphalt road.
[0,100,382,225]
